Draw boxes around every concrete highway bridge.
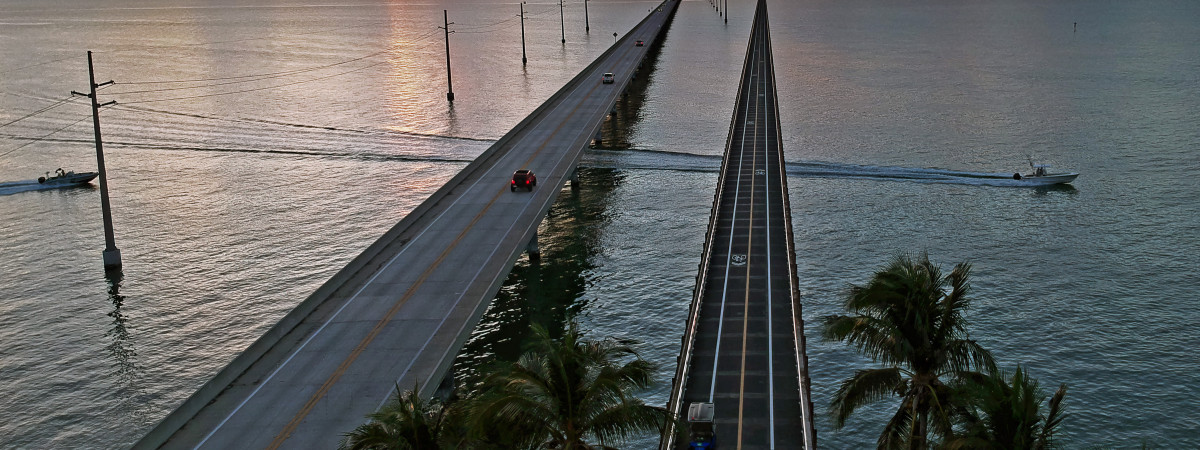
[662,1,815,448]
[135,0,813,447]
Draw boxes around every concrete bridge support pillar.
[526,232,541,261]
[434,365,456,402]
[570,168,580,189]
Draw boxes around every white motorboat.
[1012,159,1077,185]
[38,168,98,186]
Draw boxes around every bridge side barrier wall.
[660,3,763,447]
[762,11,817,448]
[135,2,678,448]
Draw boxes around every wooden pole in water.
[559,0,566,44]
[442,10,454,101]
[72,51,121,268]
[520,3,528,65]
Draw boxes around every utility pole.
[520,2,528,65]
[441,10,455,101]
[559,0,566,44]
[725,0,728,23]
[584,0,590,33]
[71,51,121,269]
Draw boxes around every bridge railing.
[134,2,681,448]
[660,2,762,446]
[760,11,817,448]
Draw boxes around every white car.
[601,73,615,84]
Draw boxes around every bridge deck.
[135,1,679,448]
[666,0,815,448]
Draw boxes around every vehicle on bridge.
[687,402,715,449]
[635,39,645,46]
[601,72,615,84]
[511,169,537,191]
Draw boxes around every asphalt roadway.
[134,1,679,448]
[667,0,816,448]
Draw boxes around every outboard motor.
[1013,173,1022,180]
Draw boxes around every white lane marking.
[196,44,608,449]
[759,31,777,449]
[709,42,758,403]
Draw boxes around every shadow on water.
[590,29,667,150]
[451,28,668,389]
[103,268,149,425]
[1031,183,1078,196]
[452,168,624,388]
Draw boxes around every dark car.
[687,402,715,449]
[635,39,645,47]
[511,169,536,191]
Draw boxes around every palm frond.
[830,367,904,428]
[878,395,914,450]
[1038,383,1069,449]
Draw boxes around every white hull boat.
[1012,160,1077,186]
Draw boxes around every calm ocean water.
[2,0,1197,447]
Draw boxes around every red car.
[511,169,537,191]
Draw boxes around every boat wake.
[0,179,93,196]
[582,149,1070,187]
[784,161,1069,187]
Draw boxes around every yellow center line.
[264,58,613,449]
[737,20,768,448]
[736,52,763,450]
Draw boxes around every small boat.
[1012,159,1078,185]
[38,168,98,186]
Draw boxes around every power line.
[110,28,443,95]
[0,20,393,77]
[0,95,79,130]
[0,114,94,160]
[118,58,396,105]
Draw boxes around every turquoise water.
[2,0,1197,447]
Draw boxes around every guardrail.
[416,0,684,403]
[134,1,682,448]
[659,2,761,446]
[760,8,817,448]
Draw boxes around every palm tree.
[339,384,461,450]
[822,252,996,449]
[943,366,1067,450]
[469,321,672,449]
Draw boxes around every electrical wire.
[117,58,396,105]
[0,55,81,76]
[110,28,443,95]
[0,19,392,76]
[0,96,78,130]
[0,114,93,160]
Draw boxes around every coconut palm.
[943,366,1068,450]
[339,384,460,450]
[469,321,672,449]
[822,253,996,449]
